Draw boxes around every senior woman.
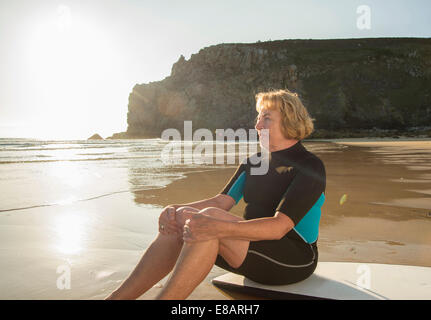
[106,89,326,300]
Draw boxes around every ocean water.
[0,138,267,213]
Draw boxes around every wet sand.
[0,190,230,300]
[318,139,431,267]
[136,139,431,269]
[1,139,430,300]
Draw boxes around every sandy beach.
[137,139,431,268]
[0,139,430,300]
[136,139,431,299]
[317,139,431,268]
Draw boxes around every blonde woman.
[106,89,326,300]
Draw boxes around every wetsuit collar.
[270,141,305,157]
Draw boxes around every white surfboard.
[212,262,431,300]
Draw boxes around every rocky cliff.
[110,38,431,139]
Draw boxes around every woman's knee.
[175,206,199,226]
[176,206,199,214]
[198,207,217,214]
[200,207,243,222]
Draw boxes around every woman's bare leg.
[105,233,183,300]
[105,207,201,300]
[155,239,220,300]
[106,206,249,299]
[156,207,250,300]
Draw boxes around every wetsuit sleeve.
[275,157,326,226]
[219,162,247,205]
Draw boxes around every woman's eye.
[255,115,270,124]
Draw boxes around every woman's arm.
[183,210,294,242]
[159,194,235,235]
[170,194,235,212]
[220,212,294,241]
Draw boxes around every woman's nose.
[255,118,263,130]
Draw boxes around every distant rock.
[106,132,126,139]
[88,133,104,140]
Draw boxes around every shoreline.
[2,136,431,144]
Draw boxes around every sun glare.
[48,162,84,188]
[53,212,87,255]
[24,4,123,140]
[56,5,72,32]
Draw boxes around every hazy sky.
[0,0,430,140]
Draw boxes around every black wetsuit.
[215,141,326,285]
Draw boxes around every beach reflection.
[53,212,86,255]
[48,162,84,188]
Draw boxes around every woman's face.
[255,108,285,150]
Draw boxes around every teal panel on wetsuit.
[227,171,246,204]
[293,192,325,244]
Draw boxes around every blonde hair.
[255,89,314,140]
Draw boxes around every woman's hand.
[158,205,181,235]
[182,210,223,243]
